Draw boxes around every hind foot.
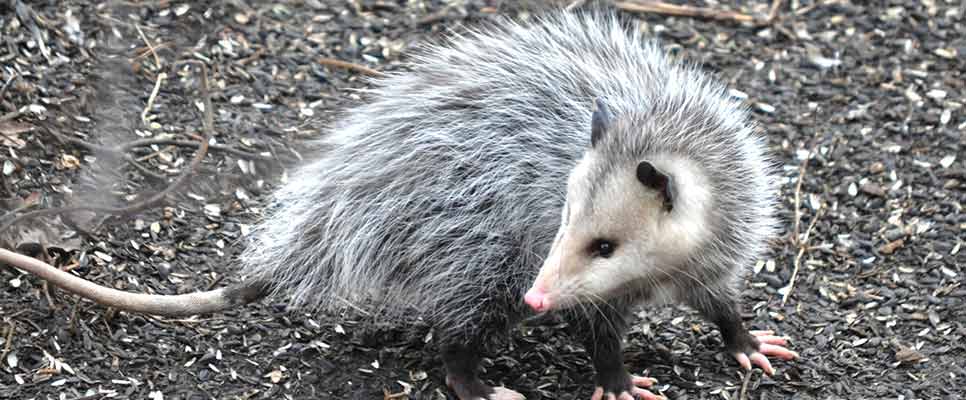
[732,330,800,376]
[590,375,665,400]
[446,374,525,400]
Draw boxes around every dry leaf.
[879,239,904,255]
[59,154,81,170]
[895,346,925,364]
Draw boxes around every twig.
[414,5,456,26]
[616,1,755,23]
[767,0,785,23]
[123,138,269,160]
[783,144,820,306]
[205,274,225,291]
[0,322,13,364]
[35,128,173,181]
[790,151,810,247]
[42,281,57,309]
[124,154,167,181]
[793,2,821,17]
[615,0,784,26]
[782,207,822,306]
[134,24,162,70]
[135,23,165,129]
[44,129,267,161]
[134,42,172,62]
[0,62,216,233]
[317,57,384,77]
[134,145,176,162]
[738,369,753,400]
[236,48,265,65]
[42,129,109,152]
[140,72,167,125]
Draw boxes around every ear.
[590,98,612,148]
[636,161,675,211]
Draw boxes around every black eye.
[589,239,616,258]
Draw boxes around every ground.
[0,1,963,399]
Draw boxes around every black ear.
[590,98,612,148]
[636,161,674,211]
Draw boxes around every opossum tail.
[0,248,266,317]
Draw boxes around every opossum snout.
[524,287,551,313]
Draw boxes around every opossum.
[1,10,799,400]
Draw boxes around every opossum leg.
[683,288,799,376]
[441,342,524,400]
[564,303,665,400]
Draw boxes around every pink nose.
[524,288,550,313]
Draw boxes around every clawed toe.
[591,388,664,400]
[631,387,665,400]
[760,343,800,360]
[446,374,524,400]
[631,375,657,388]
[489,387,526,400]
[590,375,665,400]
[733,331,800,376]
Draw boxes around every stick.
[122,138,269,160]
[0,62,216,233]
[767,0,785,23]
[790,150,811,247]
[782,141,820,306]
[134,42,172,62]
[317,57,384,77]
[134,145,176,162]
[43,281,57,309]
[43,129,268,161]
[782,206,822,306]
[615,1,756,23]
[141,72,167,125]
[738,369,752,400]
[0,322,13,364]
[615,0,784,26]
[135,23,165,128]
[134,24,162,70]
[236,48,265,66]
[125,154,167,181]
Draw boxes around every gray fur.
[239,11,778,342]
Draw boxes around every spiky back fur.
[239,11,777,338]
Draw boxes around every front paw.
[732,330,800,375]
[590,374,664,400]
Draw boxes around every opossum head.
[524,99,711,313]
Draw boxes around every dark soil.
[1,1,963,399]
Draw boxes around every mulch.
[1,1,963,399]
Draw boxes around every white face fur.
[525,147,713,313]
[523,99,715,313]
